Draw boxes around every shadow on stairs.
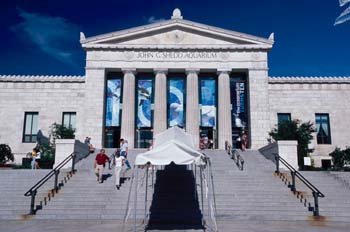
[146,164,205,230]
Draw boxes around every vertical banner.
[200,79,216,127]
[168,79,185,127]
[137,79,153,128]
[230,80,247,128]
[105,79,121,126]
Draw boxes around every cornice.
[82,44,272,51]
[0,75,85,83]
[269,76,350,84]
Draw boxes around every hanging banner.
[105,79,121,126]
[230,81,247,128]
[137,79,153,128]
[200,79,216,127]
[168,79,185,127]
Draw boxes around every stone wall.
[0,77,86,161]
[268,77,350,161]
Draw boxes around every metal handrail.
[274,153,325,216]
[225,141,244,171]
[24,152,76,214]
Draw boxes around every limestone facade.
[0,9,349,167]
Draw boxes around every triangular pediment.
[81,18,274,49]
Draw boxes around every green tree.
[269,119,315,168]
[38,123,75,164]
[49,123,75,143]
[0,144,14,164]
[330,147,350,169]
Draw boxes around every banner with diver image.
[230,80,247,128]
[105,79,122,127]
[168,79,185,127]
[137,79,153,128]
[200,79,217,127]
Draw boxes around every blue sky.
[0,0,349,76]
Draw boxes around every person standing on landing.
[120,138,131,170]
[113,148,125,189]
[94,149,109,183]
[241,131,248,151]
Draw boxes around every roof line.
[81,18,273,45]
[0,75,85,82]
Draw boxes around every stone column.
[248,69,270,149]
[83,68,106,148]
[121,68,136,148]
[218,69,232,150]
[186,69,200,149]
[153,69,168,137]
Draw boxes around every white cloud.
[334,6,350,25]
[147,16,165,24]
[11,8,81,66]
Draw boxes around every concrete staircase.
[203,149,311,225]
[0,169,56,220]
[2,148,350,231]
[34,149,151,223]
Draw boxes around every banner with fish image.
[105,79,122,126]
[137,79,153,128]
[200,79,217,127]
[230,80,247,128]
[168,79,185,127]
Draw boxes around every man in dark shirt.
[94,149,109,183]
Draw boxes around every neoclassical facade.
[0,9,349,166]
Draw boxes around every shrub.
[49,123,75,142]
[330,147,350,170]
[0,144,14,164]
[269,119,315,168]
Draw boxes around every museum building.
[0,9,349,166]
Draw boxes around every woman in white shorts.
[114,149,125,190]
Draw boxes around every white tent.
[135,126,205,166]
[128,127,217,232]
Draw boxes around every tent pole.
[207,163,211,224]
[134,166,138,232]
[194,165,197,201]
[152,165,154,188]
[200,167,205,226]
[144,165,149,226]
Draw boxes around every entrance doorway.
[104,127,120,148]
[135,129,153,148]
[199,127,217,149]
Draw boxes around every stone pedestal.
[121,69,136,148]
[54,139,89,169]
[186,69,200,148]
[153,69,168,137]
[218,69,232,149]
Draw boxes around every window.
[23,112,39,143]
[316,114,331,144]
[62,112,76,130]
[277,113,291,125]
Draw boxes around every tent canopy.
[153,126,195,149]
[135,127,205,166]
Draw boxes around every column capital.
[217,69,232,75]
[121,68,137,75]
[185,68,200,75]
[153,68,168,75]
